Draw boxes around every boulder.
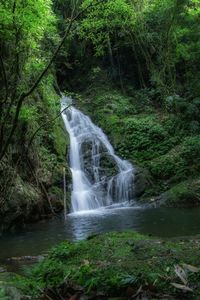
[134,167,152,198]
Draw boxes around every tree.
[0,0,100,161]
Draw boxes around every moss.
[17,231,200,299]
[0,273,22,300]
[147,147,185,182]
[148,136,200,182]
[52,119,68,159]
[164,179,200,207]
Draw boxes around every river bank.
[1,207,200,262]
[1,207,200,299]
[8,230,200,300]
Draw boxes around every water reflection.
[0,207,200,261]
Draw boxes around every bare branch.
[0,53,8,104]
[27,104,71,150]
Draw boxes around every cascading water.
[61,96,135,212]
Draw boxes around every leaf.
[82,259,90,266]
[182,263,200,273]
[121,274,136,285]
[174,264,187,285]
[171,283,193,292]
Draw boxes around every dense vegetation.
[1,0,200,299]
[0,0,67,233]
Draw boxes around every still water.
[0,206,200,261]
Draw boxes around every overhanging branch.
[0,0,105,161]
[27,105,71,150]
[0,53,8,104]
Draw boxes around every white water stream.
[61,96,135,212]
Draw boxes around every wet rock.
[134,167,152,197]
[81,139,118,185]
[0,285,22,300]
[0,267,6,273]
[7,255,44,263]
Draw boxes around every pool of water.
[0,206,200,261]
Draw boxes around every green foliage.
[148,149,184,181]
[0,0,66,231]
[148,136,200,182]
[19,104,38,122]
[80,0,133,56]
[58,0,200,101]
[0,288,7,300]
[181,136,200,167]
[32,259,68,287]
[165,179,200,207]
[0,0,58,88]
[105,114,179,163]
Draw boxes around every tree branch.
[27,104,71,150]
[23,0,99,99]
[0,0,105,161]
[0,53,8,104]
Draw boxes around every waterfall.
[61,96,135,212]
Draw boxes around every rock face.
[0,169,65,235]
[133,167,152,198]
[81,140,119,187]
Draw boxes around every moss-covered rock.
[133,167,152,197]
[0,176,44,234]
[163,179,200,207]
[0,272,22,300]
[17,231,200,299]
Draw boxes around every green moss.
[181,136,200,171]
[52,119,68,159]
[148,136,200,182]
[147,147,185,181]
[17,231,200,299]
[0,273,22,300]
[164,179,200,207]
[116,115,179,163]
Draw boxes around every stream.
[1,206,200,265]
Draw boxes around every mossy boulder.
[0,273,22,300]
[133,167,152,198]
[147,136,200,183]
[162,179,200,207]
[0,176,44,234]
